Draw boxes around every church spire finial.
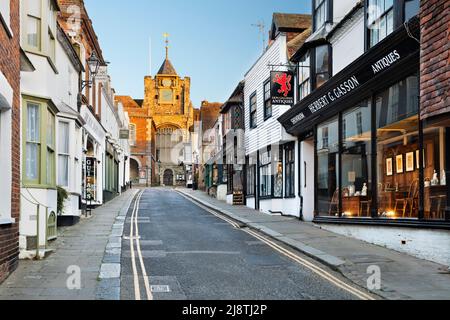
[163,33,169,60]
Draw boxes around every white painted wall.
[320,224,450,267]
[301,139,315,221]
[330,7,365,75]
[0,71,13,224]
[333,0,359,24]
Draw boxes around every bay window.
[314,45,330,89]
[298,52,311,100]
[58,121,70,187]
[23,98,56,187]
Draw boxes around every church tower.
[141,35,195,186]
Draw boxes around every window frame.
[263,78,272,120]
[298,51,311,101]
[22,0,58,63]
[313,44,332,90]
[57,120,70,188]
[249,91,257,129]
[312,0,332,32]
[246,164,256,197]
[285,143,296,198]
[259,147,272,199]
[22,96,57,188]
[0,0,12,37]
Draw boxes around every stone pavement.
[177,188,450,300]
[0,189,138,300]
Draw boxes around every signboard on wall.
[119,129,130,139]
[86,157,97,201]
[271,71,295,105]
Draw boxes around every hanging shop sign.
[279,30,420,134]
[271,71,295,105]
[85,157,97,201]
[119,129,130,139]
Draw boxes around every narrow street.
[120,188,367,300]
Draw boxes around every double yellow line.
[179,192,376,301]
[129,190,153,301]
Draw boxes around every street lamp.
[81,51,101,90]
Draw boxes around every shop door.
[163,169,174,186]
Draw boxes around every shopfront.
[279,20,449,227]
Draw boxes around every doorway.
[163,169,174,186]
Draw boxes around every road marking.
[178,191,376,301]
[151,285,171,293]
[129,190,142,300]
[133,190,154,301]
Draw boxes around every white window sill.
[0,217,15,225]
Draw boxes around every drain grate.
[151,285,171,293]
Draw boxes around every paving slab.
[0,189,138,300]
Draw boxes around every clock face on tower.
[160,89,173,102]
[162,79,172,87]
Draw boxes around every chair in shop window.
[394,179,419,218]
[359,183,386,217]
[429,195,446,220]
[328,187,349,216]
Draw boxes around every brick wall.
[420,0,450,119]
[0,0,21,284]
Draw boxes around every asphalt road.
[120,188,358,300]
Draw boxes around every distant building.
[118,41,196,186]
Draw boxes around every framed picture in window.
[396,155,404,174]
[386,158,393,176]
[406,152,415,172]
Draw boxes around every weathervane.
[163,33,170,59]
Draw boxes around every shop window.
[298,52,311,100]
[274,147,283,198]
[285,143,295,198]
[260,148,272,198]
[422,122,449,221]
[58,121,70,187]
[246,164,256,197]
[341,101,372,217]
[249,92,257,129]
[316,117,339,216]
[367,0,394,48]
[263,79,272,120]
[313,0,329,31]
[376,75,419,219]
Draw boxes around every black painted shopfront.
[279,19,450,228]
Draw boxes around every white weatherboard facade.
[244,34,300,217]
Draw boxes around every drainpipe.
[35,205,40,260]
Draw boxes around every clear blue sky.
[84,0,311,107]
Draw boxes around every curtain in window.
[26,103,40,180]
[58,122,69,187]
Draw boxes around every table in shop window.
[342,196,369,217]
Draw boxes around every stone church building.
[116,44,195,186]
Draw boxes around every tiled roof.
[272,13,311,32]
[157,59,178,75]
[287,27,312,59]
